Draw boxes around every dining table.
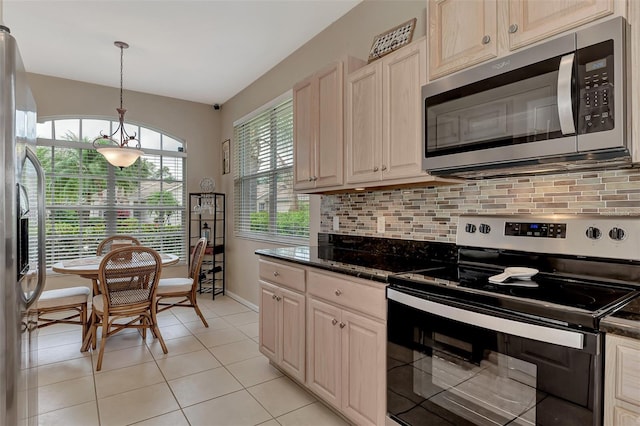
[52,252,179,351]
[52,252,179,293]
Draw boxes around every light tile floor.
[34,295,351,426]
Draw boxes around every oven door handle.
[387,288,584,350]
[557,53,576,135]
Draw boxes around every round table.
[52,253,180,293]
[52,253,179,352]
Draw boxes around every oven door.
[387,289,602,426]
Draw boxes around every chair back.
[96,235,142,256]
[189,237,208,282]
[98,246,161,313]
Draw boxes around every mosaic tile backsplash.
[320,168,640,243]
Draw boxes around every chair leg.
[81,304,88,344]
[191,295,209,328]
[96,321,109,371]
[150,307,167,354]
[91,311,99,350]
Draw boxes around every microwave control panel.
[578,40,614,134]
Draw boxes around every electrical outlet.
[377,216,385,233]
[333,216,339,231]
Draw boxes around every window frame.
[233,91,309,244]
[36,115,188,268]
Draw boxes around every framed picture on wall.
[222,139,230,175]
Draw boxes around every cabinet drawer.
[259,259,306,292]
[307,269,386,320]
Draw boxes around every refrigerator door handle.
[24,147,46,308]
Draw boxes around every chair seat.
[36,287,90,309]
[157,277,193,294]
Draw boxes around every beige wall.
[218,1,427,306]
[28,73,220,289]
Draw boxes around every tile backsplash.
[320,168,640,243]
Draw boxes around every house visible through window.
[234,93,309,242]
[36,117,186,266]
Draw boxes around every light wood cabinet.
[306,270,386,426]
[258,258,387,425]
[508,0,615,50]
[604,334,640,425]
[428,0,498,80]
[293,57,366,192]
[428,0,616,80]
[346,38,427,185]
[258,260,306,383]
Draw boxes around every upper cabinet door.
[316,61,344,188]
[382,40,426,181]
[346,64,382,184]
[429,0,498,80]
[293,77,317,190]
[508,0,614,50]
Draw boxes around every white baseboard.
[225,290,259,312]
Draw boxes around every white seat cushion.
[36,287,90,309]
[157,277,193,294]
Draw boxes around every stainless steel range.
[386,215,640,426]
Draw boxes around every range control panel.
[457,215,640,261]
[504,222,567,238]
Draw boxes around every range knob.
[586,226,601,240]
[479,224,491,234]
[465,223,477,233]
[609,227,626,241]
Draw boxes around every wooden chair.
[35,287,91,349]
[156,237,209,327]
[93,235,142,295]
[85,246,167,370]
[96,235,141,256]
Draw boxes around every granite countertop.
[601,295,640,340]
[255,245,416,283]
[255,234,458,284]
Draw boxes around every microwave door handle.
[557,53,576,135]
[24,147,46,308]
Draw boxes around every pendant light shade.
[93,41,143,168]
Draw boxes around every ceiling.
[2,0,361,105]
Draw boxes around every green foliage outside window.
[249,203,309,237]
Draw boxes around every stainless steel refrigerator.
[1,24,45,426]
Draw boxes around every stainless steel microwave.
[423,17,631,178]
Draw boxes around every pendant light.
[92,41,143,168]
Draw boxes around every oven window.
[387,300,596,426]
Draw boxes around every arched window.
[36,116,186,266]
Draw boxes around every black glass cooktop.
[389,265,640,330]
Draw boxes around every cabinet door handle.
[508,24,518,34]
[273,271,280,277]
[373,166,379,172]
[335,289,342,296]
[308,177,313,182]
[276,296,282,301]
[272,294,277,300]
[339,322,346,328]
[313,176,318,181]
[381,165,387,171]
[482,35,491,44]
[332,319,338,326]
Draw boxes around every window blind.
[36,118,186,266]
[234,97,309,242]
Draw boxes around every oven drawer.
[308,269,386,320]
[258,258,306,292]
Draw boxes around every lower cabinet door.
[258,281,278,361]
[280,286,306,382]
[341,310,386,426]
[307,297,342,409]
